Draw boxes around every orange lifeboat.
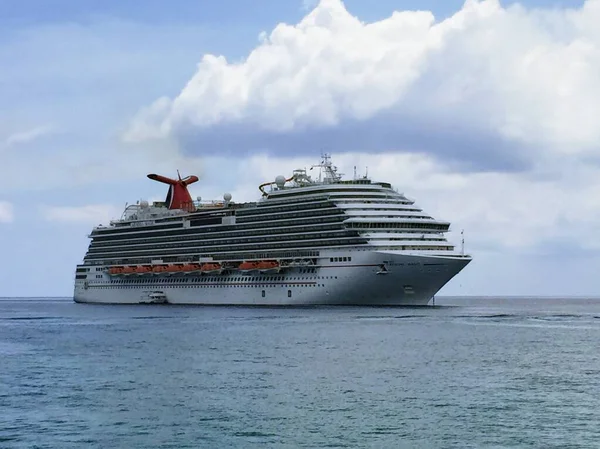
[108,266,124,275]
[122,266,136,274]
[239,261,259,271]
[152,265,169,273]
[135,265,151,274]
[182,263,201,272]
[256,260,279,270]
[165,264,184,273]
[200,263,221,273]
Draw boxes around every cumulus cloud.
[40,204,122,225]
[124,0,600,168]
[0,201,14,223]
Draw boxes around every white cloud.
[125,0,600,161]
[0,201,14,223]
[4,125,54,146]
[40,204,122,225]
[116,0,600,263]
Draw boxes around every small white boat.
[139,291,168,304]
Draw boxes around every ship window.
[262,290,265,297]
[287,290,292,298]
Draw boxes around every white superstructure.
[73,155,471,305]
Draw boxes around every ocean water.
[1,297,599,448]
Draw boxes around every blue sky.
[0,0,598,297]
[0,0,585,24]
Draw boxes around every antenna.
[310,152,343,184]
[461,229,465,255]
[353,166,357,180]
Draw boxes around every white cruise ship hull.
[73,251,470,306]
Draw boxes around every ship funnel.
[147,173,199,211]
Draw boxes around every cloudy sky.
[1,0,597,298]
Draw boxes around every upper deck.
[99,153,406,230]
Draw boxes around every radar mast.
[310,153,343,184]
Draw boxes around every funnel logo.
[147,171,199,211]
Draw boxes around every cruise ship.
[73,155,471,305]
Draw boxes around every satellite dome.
[223,192,232,202]
[197,196,202,202]
[140,200,149,208]
[275,175,286,188]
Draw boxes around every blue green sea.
[1,297,599,448]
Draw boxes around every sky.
[0,0,597,298]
